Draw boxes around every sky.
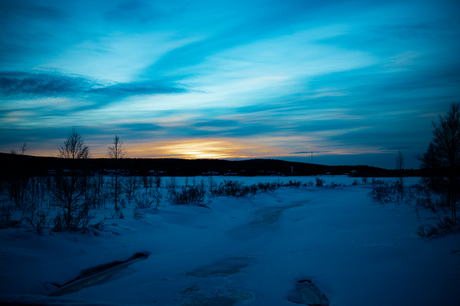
[1,0,459,169]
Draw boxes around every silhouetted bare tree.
[20,142,27,155]
[108,135,125,160]
[52,127,90,231]
[59,127,89,159]
[429,103,460,221]
[108,135,125,210]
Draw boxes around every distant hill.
[0,152,424,178]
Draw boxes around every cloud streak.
[0,71,96,98]
[0,71,186,99]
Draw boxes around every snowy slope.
[1,176,459,305]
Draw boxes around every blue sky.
[1,0,459,169]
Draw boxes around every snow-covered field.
[1,176,459,305]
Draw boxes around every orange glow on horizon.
[23,137,389,160]
[125,138,278,159]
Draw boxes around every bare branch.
[59,127,89,159]
[108,135,125,160]
[20,142,27,155]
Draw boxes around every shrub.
[51,205,92,232]
[124,176,141,199]
[151,188,162,208]
[221,180,245,197]
[208,176,217,196]
[92,217,106,230]
[79,210,93,233]
[371,178,384,185]
[367,182,393,205]
[52,211,65,232]
[134,192,156,209]
[214,180,262,197]
[166,177,178,199]
[154,176,162,188]
[285,180,301,187]
[5,174,30,208]
[133,206,145,219]
[329,182,340,189]
[171,185,205,205]
[417,217,460,239]
[403,186,416,205]
[393,179,405,203]
[315,177,325,187]
[111,204,124,219]
[416,192,437,213]
[25,209,49,235]
[258,182,275,192]
[248,184,259,197]
[0,204,19,229]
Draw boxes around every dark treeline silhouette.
[1,115,458,235]
[1,151,433,180]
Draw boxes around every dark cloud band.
[0,71,186,99]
